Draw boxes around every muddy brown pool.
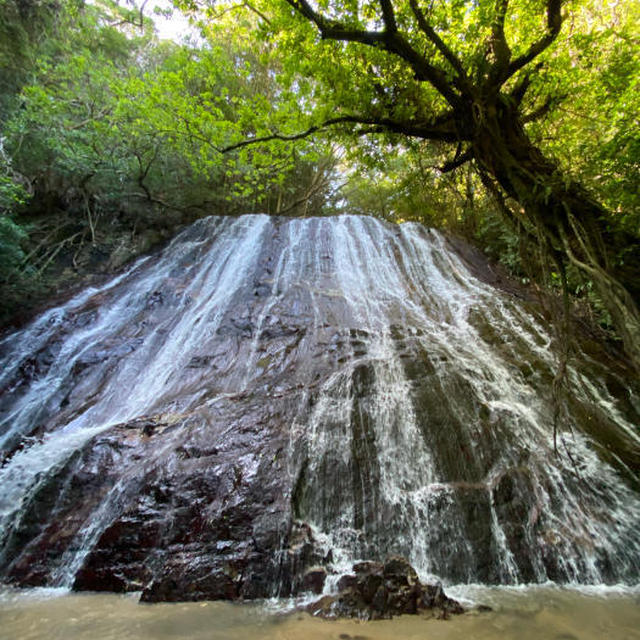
[1,584,639,640]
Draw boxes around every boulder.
[306,556,464,620]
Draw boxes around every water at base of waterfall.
[0,585,639,640]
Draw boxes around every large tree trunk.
[248,0,640,366]
[470,101,640,368]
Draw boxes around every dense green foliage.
[207,0,639,365]
[0,0,638,369]
[0,0,341,322]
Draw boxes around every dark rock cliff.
[0,215,638,602]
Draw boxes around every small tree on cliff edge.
[192,0,640,368]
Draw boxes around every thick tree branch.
[384,31,463,106]
[493,0,509,40]
[220,112,464,154]
[506,0,564,80]
[284,0,463,108]
[439,148,473,173]
[508,63,543,105]
[284,0,386,45]
[408,0,469,88]
[221,117,355,152]
[379,0,398,33]
[489,0,512,82]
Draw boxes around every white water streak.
[0,214,638,586]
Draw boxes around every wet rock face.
[0,214,639,602]
[3,405,306,600]
[306,556,464,620]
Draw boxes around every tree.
[195,0,640,368]
[0,0,346,325]
[4,5,340,220]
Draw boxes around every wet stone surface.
[306,556,465,620]
[0,214,639,603]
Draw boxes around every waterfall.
[0,214,638,596]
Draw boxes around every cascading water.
[0,214,638,600]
